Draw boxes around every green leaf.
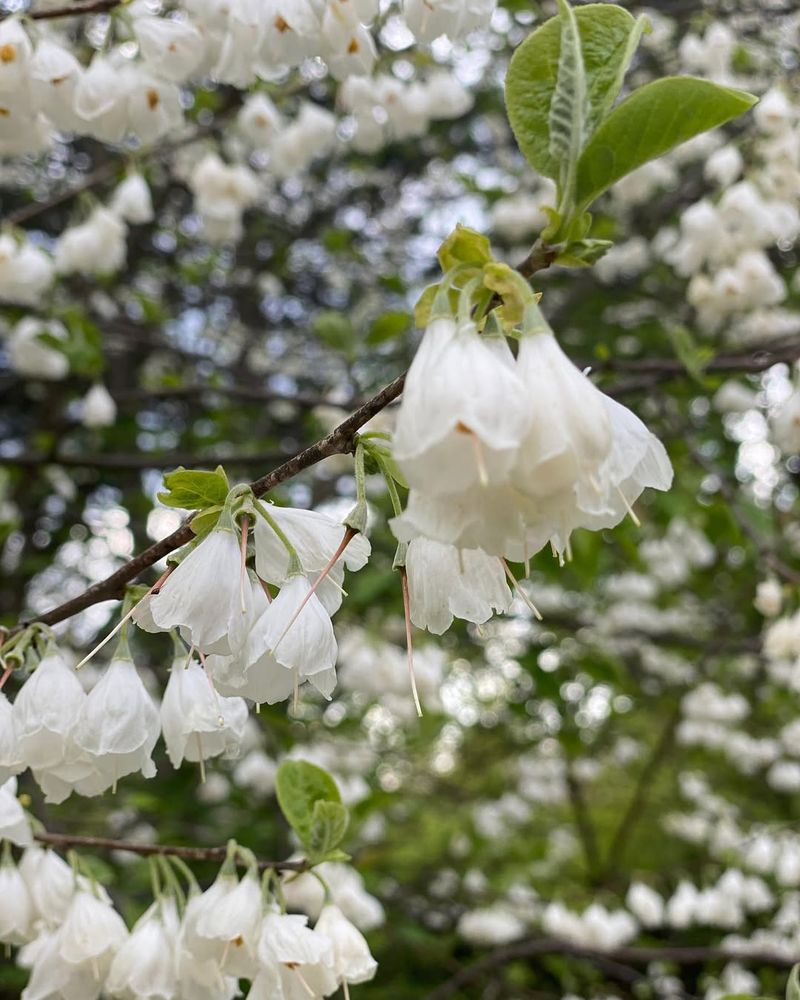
[574,76,758,209]
[413,283,440,328]
[554,237,612,268]
[313,310,355,353]
[668,326,715,386]
[505,3,640,180]
[307,800,350,861]
[437,225,493,271]
[157,466,230,511]
[189,505,222,537]
[275,760,342,847]
[367,310,410,345]
[548,0,588,192]
[787,965,800,1000]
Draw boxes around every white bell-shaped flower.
[20,846,76,928]
[20,927,101,1000]
[81,384,117,429]
[126,69,183,145]
[12,649,86,773]
[182,869,262,977]
[161,653,248,768]
[133,14,206,81]
[30,38,84,132]
[0,777,32,846]
[238,92,284,147]
[0,18,32,94]
[0,691,24,783]
[0,237,55,307]
[404,536,512,634]
[256,0,319,71]
[7,317,69,381]
[246,574,338,700]
[314,903,377,986]
[106,899,179,1000]
[393,317,530,496]
[75,648,160,791]
[55,206,128,276]
[258,910,336,993]
[149,516,250,654]
[72,54,132,143]
[111,172,154,224]
[0,851,34,946]
[177,880,241,1000]
[253,505,370,614]
[58,888,129,983]
[510,326,612,506]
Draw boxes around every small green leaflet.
[275,759,350,860]
[157,466,230,511]
[548,0,588,194]
[505,3,642,181]
[574,76,758,209]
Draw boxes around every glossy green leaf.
[275,760,341,846]
[157,466,230,511]
[367,310,410,345]
[307,799,350,861]
[574,76,758,209]
[505,3,640,180]
[437,225,493,271]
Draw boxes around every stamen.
[343,980,351,1000]
[617,486,641,527]
[75,566,174,671]
[292,672,300,716]
[500,558,542,620]
[400,569,423,718]
[589,474,602,494]
[239,518,250,614]
[290,968,316,998]
[197,733,206,783]
[0,659,11,691]
[271,527,357,654]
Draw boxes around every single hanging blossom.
[74,641,160,793]
[0,850,34,946]
[253,505,371,614]
[392,315,531,496]
[81,384,117,429]
[12,648,87,776]
[72,53,132,143]
[106,898,180,1000]
[181,868,262,977]
[149,507,251,654]
[110,172,154,224]
[19,846,76,928]
[55,206,128,277]
[314,904,378,988]
[205,572,275,703]
[7,317,69,381]
[246,574,338,702]
[21,926,102,1000]
[257,910,336,995]
[0,690,24,783]
[0,777,32,846]
[57,888,129,985]
[29,38,84,132]
[0,236,54,307]
[176,879,241,1000]
[161,651,248,769]
[132,13,206,82]
[404,536,512,634]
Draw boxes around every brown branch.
[425,937,795,1000]
[17,372,406,631]
[34,830,308,872]
[11,0,120,21]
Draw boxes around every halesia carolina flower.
[392,316,531,496]
[19,846,76,927]
[75,651,160,792]
[21,927,103,1000]
[161,653,248,769]
[72,54,132,143]
[314,904,378,987]
[12,649,86,773]
[29,39,84,132]
[0,851,34,946]
[176,881,241,1000]
[105,899,180,1000]
[54,206,128,277]
[111,172,154,224]
[246,574,338,702]
[182,869,262,977]
[253,505,371,614]
[57,888,129,982]
[81,383,117,429]
[7,317,69,381]
[257,910,336,995]
[149,514,251,654]
[0,236,55,308]
[0,690,24,783]
[133,13,206,82]
[404,536,512,634]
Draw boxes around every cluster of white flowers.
[0,0,493,155]
[340,72,473,154]
[389,292,672,632]
[0,802,377,1000]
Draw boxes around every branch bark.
[9,1,120,21]
[15,372,406,631]
[34,830,308,871]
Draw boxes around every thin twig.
[424,937,795,1000]
[34,830,309,871]
[565,765,601,883]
